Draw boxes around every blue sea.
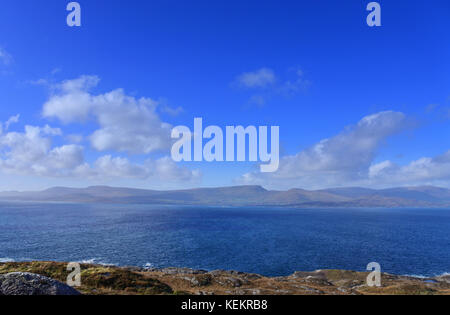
[0,202,449,277]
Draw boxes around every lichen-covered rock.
[0,272,81,295]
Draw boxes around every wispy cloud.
[4,114,20,131]
[235,68,277,88]
[234,67,310,106]
[278,69,311,96]
[424,103,450,120]
[0,48,12,65]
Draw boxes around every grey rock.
[182,274,212,287]
[224,277,243,288]
[275,289,292,294]
[292,285,324,294]
[291,270,327,280]
[0,272,81,296]
[208,270,226,276]
[304,276,332,286]
[160,267,207,275]
[209,269,262,279]
[436,275,450,284]
[182,276,201,287]
[249,289,261,295]
[290,271,333,286]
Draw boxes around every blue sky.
[0,0,449,191]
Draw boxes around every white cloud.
[0,124,78,177]
[0,118,199,183]
[0,76,202,185]
[43,75,98,123]
[368,151,450,187]
[47,145,85,170]
[91,155,149,179]
[239,111,410,189]
[368,160,395,178]
[248,95,266,107]
[43,76,172,154]
[74,155,200,183]
[4,114,19,130]
[0,114,20,134]
[235,67,310,106]
[160,105,184,116]
[236,68,276,88]
[152,156,201,181]
[0,48,12,65]
[278,69,310,95]
[66,134,83,144]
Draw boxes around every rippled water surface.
[0,202,449,277]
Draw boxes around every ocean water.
[0,202,449,277]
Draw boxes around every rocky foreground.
[0,262,449,295]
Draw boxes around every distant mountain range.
[1,185,450,208]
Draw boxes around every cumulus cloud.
[152,156,201,181]
[43,76,172,154]
[0,123,80,177]
[368,151,450,187]
[0,75,203,185]
[42,75,99,122]
[74,155,200,183]
[0,118,199,183]
[92,155,149,179]
[239,111,411,189]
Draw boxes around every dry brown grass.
[1,262,449,295]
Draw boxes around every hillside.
[0,185,450,208]
[0,262,449,295]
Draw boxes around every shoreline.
[1,258,449,279]
[2,199,450,210]
[1,261,449,295]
